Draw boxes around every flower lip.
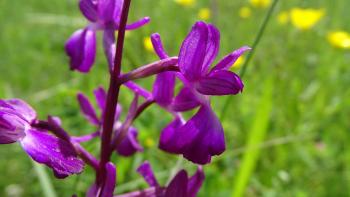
[65,28,97,73]
[0,111,27,144]
[0,99,37,144]
[0,99,85,177]
[20,128,85,178]
[0,99,37,123]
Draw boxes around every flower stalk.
[98,0,132,187]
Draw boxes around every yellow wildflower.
[231,56,245,69]
[143,37,153,53]
[277,11,289,25]
[239,6,252,19]
[249,0,271,8]
[327,31,350,49]
[290,8,324,30]
[145,137,155,148]
[175,0,195,7]
[198,8,211,20]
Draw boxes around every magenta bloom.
[0,99,84,178]
[157,21,250,164]
[116,161,204,197]
[65,0,150,73]
[77,87,143,156]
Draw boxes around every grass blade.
[231,77,274,197]
[220,0,279,121]
[32,161,57,197]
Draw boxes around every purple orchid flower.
[152,21,250,164]
[77,87,143,156]
[65,0,150,73]
[0,99,84,178]
[117,161,204,197]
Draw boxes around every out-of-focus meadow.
[0,0,350,196]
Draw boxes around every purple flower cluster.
[0,0,249,196]
[149,22,250,164]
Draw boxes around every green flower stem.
[220,0,280,121]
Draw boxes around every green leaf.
[231,77,274,197]
[32,161,57,197]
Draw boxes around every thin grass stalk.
[220,0,280,120]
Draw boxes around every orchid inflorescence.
[0,0,250,196]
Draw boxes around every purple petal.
[128,94,139,118]
[79,0,98,22]
[48,116,62,127]
[159,116,187,154]
[187,167,205,197]
[211,46,251,71]
[165,170,188,197]
[87,162,116,197]
[0,99,12,109]
[116,127,143,156]
[0,111,26,144]
[0,99,36,123]
[116,187,164,197]
[182,106,225,164]
[149,33,175,107]
[124,81,153,100]
[171,87,201,112]
[94,86,107,111]
[103,29,116,71]
[93,86,121,121]
[150,33,169,59]
[98,0,123,23]
[115,104,122,121]
[77,93,100,125]
[137,161,159,187]
[202,24,220,74]
[20,129,84,178]
[152,72,175,107]
[71,131,99,143]
[113,0,124,23]
[179,21,209,81]
[126,17,151,30]
[65,28,96,73]
[86,183,98,197]
[195,70,244,96]
[102,162,117,196]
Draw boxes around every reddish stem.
[98,0,132,185]
[118,57,179,84]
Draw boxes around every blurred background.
[0,0,349,196]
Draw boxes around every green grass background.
[0,0,349,196]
